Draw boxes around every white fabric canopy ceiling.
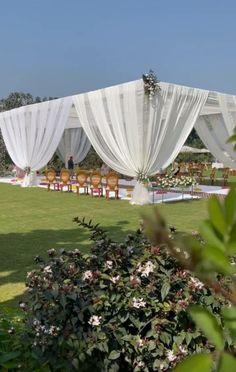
[0,78,236,203]
[73,80,208,204]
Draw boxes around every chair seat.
[106,186,118,191]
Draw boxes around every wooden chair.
[90,171,103,197]
[105,171,119,199]
[59,169,72,192]
[45,168,59,191]
[210,168,216,185]
[75,170,88,195]
[223,168,230,186]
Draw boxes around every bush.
[14,218,228,371]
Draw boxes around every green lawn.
[0,183,209,307]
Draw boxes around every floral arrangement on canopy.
[136,170,150,185]
[142,70,161,99]
[156,175,197,189]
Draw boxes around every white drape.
[195,93,236,169]
[0,97,72,186]
[57,128,91,166]
[73,79,208,204]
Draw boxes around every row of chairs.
[45,169,119,199]
[165,163,230,186]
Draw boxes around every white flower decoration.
[132,297,146,309]
[88,315,102,327]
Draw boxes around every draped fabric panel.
[0,97,72,186]
[57,128,91,166]
[195,93,236,169]
[73,79,208,204]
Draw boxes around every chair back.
[223,167,230,178]
[106,171,119,190]
[90,171,102,188]
[76,170,87,186]
[60,169,71,185]
[46,168,56,183]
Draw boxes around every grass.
[0,183,210,307]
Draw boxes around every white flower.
[111,275,120,284]
[127,246,133,254]
[159,363,165,370]
[136,360,145,368]
[179,345,188,355]
[189,277,204,289]
[137,261,155,277]
[167,350,176,362]
[137,338,145,348]
[88,315,102,327]
[132,297,146,309]
[43,266,52,274]
[105,260,113,269]
[82,270,93,281]
[48,325,60,336]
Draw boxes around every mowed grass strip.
[0,183,208,306]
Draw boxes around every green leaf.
[222,306,236,341]
[189,305,225,350]
[225,188,236,226]
[222,306,236,320]
[174,353,212,372]
[108,350,121,360]
[199,220,224,251]
[202,245,233,274]
[161,281,170,301]
[218,352,236,372]
[208,196,227,236]
[0,351,21,364]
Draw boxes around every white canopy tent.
[0,78,236,204]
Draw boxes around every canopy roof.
[0,78,235,204]
[65,81,236,129]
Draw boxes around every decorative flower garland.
[142,70,161,99]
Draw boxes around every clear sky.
[0,0,236,98]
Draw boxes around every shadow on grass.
[0,220,135,307]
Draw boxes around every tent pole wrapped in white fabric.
[57,128,91,166]
[73,80,208,204]
[0,96,73,186]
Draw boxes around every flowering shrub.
[15,218,228,371]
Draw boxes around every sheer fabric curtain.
[73,79,208,204]
[57,128,91,166]
[195,93,236,169]
[0,97,73,186]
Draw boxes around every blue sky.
[0,0,236,98]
